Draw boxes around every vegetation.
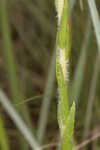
[0,0,100,150]
[55,0,75,149]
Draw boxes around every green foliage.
[1,0,100,149]
[55,0,75,150]
[57,0,69,58]
[61,103,75,150]
[0,116,10,150]
[57,64,69,131]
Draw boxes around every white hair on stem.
[56,0,64,24]
[57,48,69,83]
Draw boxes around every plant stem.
[0,115,10,150]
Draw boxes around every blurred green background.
[0,0,100,150]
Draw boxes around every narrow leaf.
[61,102,75,150]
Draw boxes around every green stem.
[37,50,56,144]
[55,0,75,150]
[0,1,34,149]
[0,116,10,150]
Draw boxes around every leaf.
[56,63,69,131]
[61,102,75,150]
[0,116,10,150]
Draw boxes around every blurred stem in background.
[70,16,92,103]
[0,0,35,150]
[82,0,100,149]
[0,115,10,150]
[0,90,40,150]
[17,0,55,35]
[82,53,100,149]
[37,49,56,144]
[68,0,76,18]
[15,95,43,106]
[87,0,100,49]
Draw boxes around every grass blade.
[0,115,10,150]
[0,90,40,150]
[0,0,35,149]
[83,54,100,140]
[55,0,76,150]
[61,103,75,150]
[70,16,91,102]
[37,50,56,144]
[88,0,100,49]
